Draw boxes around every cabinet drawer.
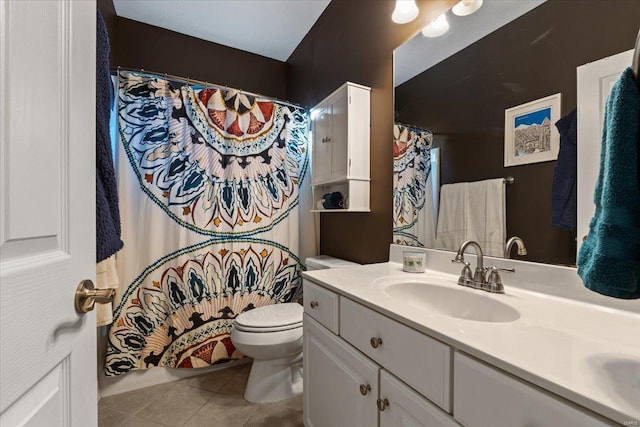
[340,297,452,412]
[453,352,614,427]
[303,280,339,334]
[380,370,460,427]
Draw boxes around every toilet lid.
[234,303,303,330]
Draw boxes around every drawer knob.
[359,384,371,396]
[309,300,319,309]
[377,398,389,411]
[370,337,383,348]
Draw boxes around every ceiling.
[113,0,331,62]
[394,0,547,87]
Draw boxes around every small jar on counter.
[403,251,426,273]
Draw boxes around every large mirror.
[393,0,640,265]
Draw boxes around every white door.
[379,371,459,427]
[303,315,379,427]
[0,1,97,426]
[576,49,633,255]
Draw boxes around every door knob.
[309,300,319,309]
[74,279,115,314]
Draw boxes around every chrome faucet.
[504,236,527,259]
[452,240,514,294]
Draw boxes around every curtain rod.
[394,121,433,134]
[110,66,307,111]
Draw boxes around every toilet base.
[244,352,303,404]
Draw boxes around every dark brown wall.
[97,0,286,99]
[97,0,117,39]
[395,0,640,265]
[287,0,457,264]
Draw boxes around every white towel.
[435,178,505,257]
[418,174,437,247]
[95,254,119,327]
[465,179,505,257]
[435,182,467,252]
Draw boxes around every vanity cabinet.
[453,352,612,427]
[303,279,459,427]
[340,297,451,411]
[380,371,460,427]
[303,315,379,427]
[310,82,370,212]
[303,278,618,427]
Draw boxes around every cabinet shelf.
[311,82,371,213]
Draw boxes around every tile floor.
[98,362,303,427]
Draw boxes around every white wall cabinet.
[303,279,616,427]
[311,82,370,212]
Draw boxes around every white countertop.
[302,262,640,425]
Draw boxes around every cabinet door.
[312,102,331,184]
[454,352,614,427]
[380,371,460,427]
[304,314,379,427]
[328,92,349,181]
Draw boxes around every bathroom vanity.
[301,246,640,427]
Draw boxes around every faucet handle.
[483,266,513,294]
[487,266,515,274]
[453,259,473,286]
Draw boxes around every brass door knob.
[74,279,115,314]
[370,337,383,348]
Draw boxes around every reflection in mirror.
[393,0,640,265]
[393,124,436,247]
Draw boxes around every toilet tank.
[305,255,360,271]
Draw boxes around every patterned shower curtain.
[393,123,436,247]
[105,72,309,375]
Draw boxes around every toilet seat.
[234,303,303,333]
[234,322,302,333]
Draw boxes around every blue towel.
[552,109,577,230]
[96,11,123,262]
[577,67,640,299]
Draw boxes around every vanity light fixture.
[392,0,419,24]
[422,13,449,37]
[452,0,483,16]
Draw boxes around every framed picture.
[504,93,561,167]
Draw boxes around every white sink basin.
[382,281,520,323]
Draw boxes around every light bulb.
[422,13,449,37]
[452,0,483,16]
[392,0,419,24]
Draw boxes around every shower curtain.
[105,72,309,375]
[393,123,436,247]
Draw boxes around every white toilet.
[231,255,360,403]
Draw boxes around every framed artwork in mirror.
[504,93,561,167]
